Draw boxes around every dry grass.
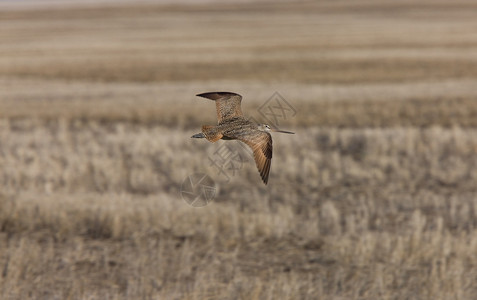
[1,0,477,299]
[1,121,477,299]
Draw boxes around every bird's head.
[258,124,295,134]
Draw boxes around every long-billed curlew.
[191,92,294,184]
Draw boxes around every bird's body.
[208,117,257,140]
[192,92,294,184]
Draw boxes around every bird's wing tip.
[196,92,241,100]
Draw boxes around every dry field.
[1,0,477,299]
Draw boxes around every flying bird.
[191,92,294,184]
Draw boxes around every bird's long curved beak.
[272,129,295,134]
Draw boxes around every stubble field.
[1,1,477,299]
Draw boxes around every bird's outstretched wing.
[238,131,272,184]
[196,92,243,124]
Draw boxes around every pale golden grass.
[2,83,477,128]
[2,0,477,299]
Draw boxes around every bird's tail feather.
[202,125,223,142]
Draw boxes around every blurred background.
[1,0,477,298]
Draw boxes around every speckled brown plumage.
[238,130,272,184]
[196,92,243,124]
[194,92,292,185]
